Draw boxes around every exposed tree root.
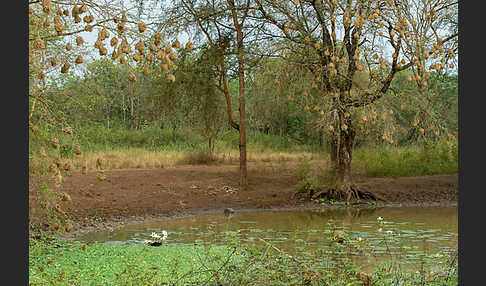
[311,184,385,203]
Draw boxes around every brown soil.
[29,164,457,237]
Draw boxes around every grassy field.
[29,234,457,286]
[30,124,457,177]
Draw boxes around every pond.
[78,206,457,271]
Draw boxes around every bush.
[176,150,220,165]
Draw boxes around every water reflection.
[78,206,457,270]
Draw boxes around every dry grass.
[59,148,326,171]
[70,148,185,171]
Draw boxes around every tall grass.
[30,123,457,176]
[352,140,458,177]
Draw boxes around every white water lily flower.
[386,230,393,234]
[378,228,382,232]
[377,217,383,221]
[161,230,168,240]
[151,232,161,239]
[357,237,363,242]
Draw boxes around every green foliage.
[29,232,458,286]
[295,162,337,198]
[352,140,458,177]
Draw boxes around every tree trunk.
[228,0,248,191]
[319,129,323,148]
[329,131,338,170]
[313,113,377,202]
[208,137,213,155]
[219,51,240,131]
[336,121,355,197]
[129,93,135,130]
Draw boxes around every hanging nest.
[138,22,147,33]
[166,73,176,83]
[63,162,73,172]
[168,52,178,60]
[76,36,85,46]
[168,61,175,70]
[61,192,72,203]
[110,37,118,47]
[142,65,149,75]
[96,158,105,170]
[29,50,33,64]
[119,55,126,64]
[154,32,163,43]
[117,22,125,33]
[50,57,57,67]
[74,145,82,155]
[62,126,73,134]
[79,4,87,14]
[121,40,131,54]
[43,19,51,28]
[30,18,38,26]
[160,63,168,71]
[74,15,82,24]
[185,40,194,51]
[99,28,110,40]
[128,73,137,83]
[85,25,93,32]
[61,62,71,73]
[161,55,170,64]
[146,53,154,62]
[99,46,108,56]
[65,43,72,51]
[53,157,62,168]
[33,36,45,49]
[42,0,52,14]
[111,50,118,60]
[135,40,146,54]
[164,44,173,54]
[71,5,79,17]
[149,43,156,52]
[54,7,62,16]
[50,138,60,149]
[132,53,142,62]
[38,70,46,80]
[75,55,83,64]
[172,39,181,49]
[94,39,102,49]
[48,163,58,173]
[156,49,166,60]
[102,27,110,40]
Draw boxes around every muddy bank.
[29,165,457,238]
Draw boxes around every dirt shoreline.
[29,164,457,240]
[58,201,457,241]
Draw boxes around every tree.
[28,0,187,232]
[253,0,458,200]
[161,0,257,190]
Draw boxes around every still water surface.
[78,206,457,270]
